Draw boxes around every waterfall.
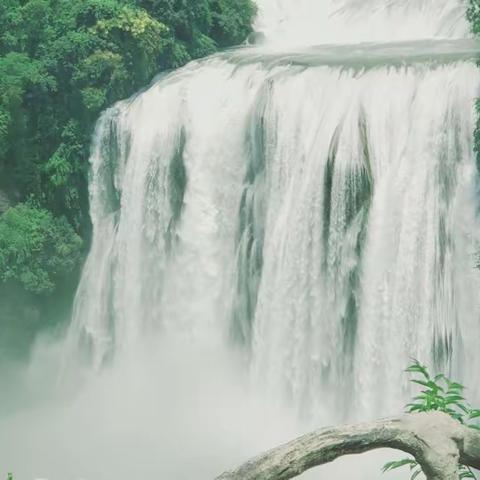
[68,0,480,424]
[254,0,469,47]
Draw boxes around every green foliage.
[383,360,480,480]
[469,3,480,179]
[0,0,255,355]
[0,0,255,340]
[209,0,257,46]
[0,0,255,233]
[7,474,13,480]
[0,109,10,158]
[383,458,422,480]
[0,203,83,294]
[467,1,480,35]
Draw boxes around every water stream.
[1,1,480,479]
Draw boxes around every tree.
[0,203,82,294]
[216,362,480,480]
[0,0,256,232]
[0,0,255,348]
[215,412,480,480]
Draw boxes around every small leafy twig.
[382,360,479,480]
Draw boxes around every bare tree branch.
[216,412,480,480]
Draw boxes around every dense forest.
[0,0,255,356]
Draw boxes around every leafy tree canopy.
[0,203,83,294]
[0,0,255,304]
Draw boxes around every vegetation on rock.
[383,361,480,480]
[0,0,256,233]
[0,203,82,294]
[0,0,255,351]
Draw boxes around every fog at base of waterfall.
[0,333,398,480]
[2,0,480,479]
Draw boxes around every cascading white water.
[1,2,479,480]
[66,0,480,426]
[254,0,470,47]
[4,3,480,480]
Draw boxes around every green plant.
[0,0,256,233]
[0,203,83,294]
[7,473,13,480]
[0,0,256,352]
[383,360,480,480]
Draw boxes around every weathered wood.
[216,412,480,480]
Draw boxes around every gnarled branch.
[216,412,480,480]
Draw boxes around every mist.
[0,332,400,480]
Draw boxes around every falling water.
[3,1,480,479]
[68,0,480,417]
[254,0,470,47]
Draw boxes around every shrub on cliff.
[0,203,83,294]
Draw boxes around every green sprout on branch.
[383,360,480,480]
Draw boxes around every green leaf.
[457,404,470,414]
[385,361,479,480]
[406,404,425,413]
[446,382,465,392]
[459,469,477,479]
[383,459,417,472]
[406,361,430,380]
[412,380,431,388]
[445,395,465,404]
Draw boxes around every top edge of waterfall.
[225,38,480,69]
[253,0,471,48]
[94,37,480,123]
[223,39,480,69]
